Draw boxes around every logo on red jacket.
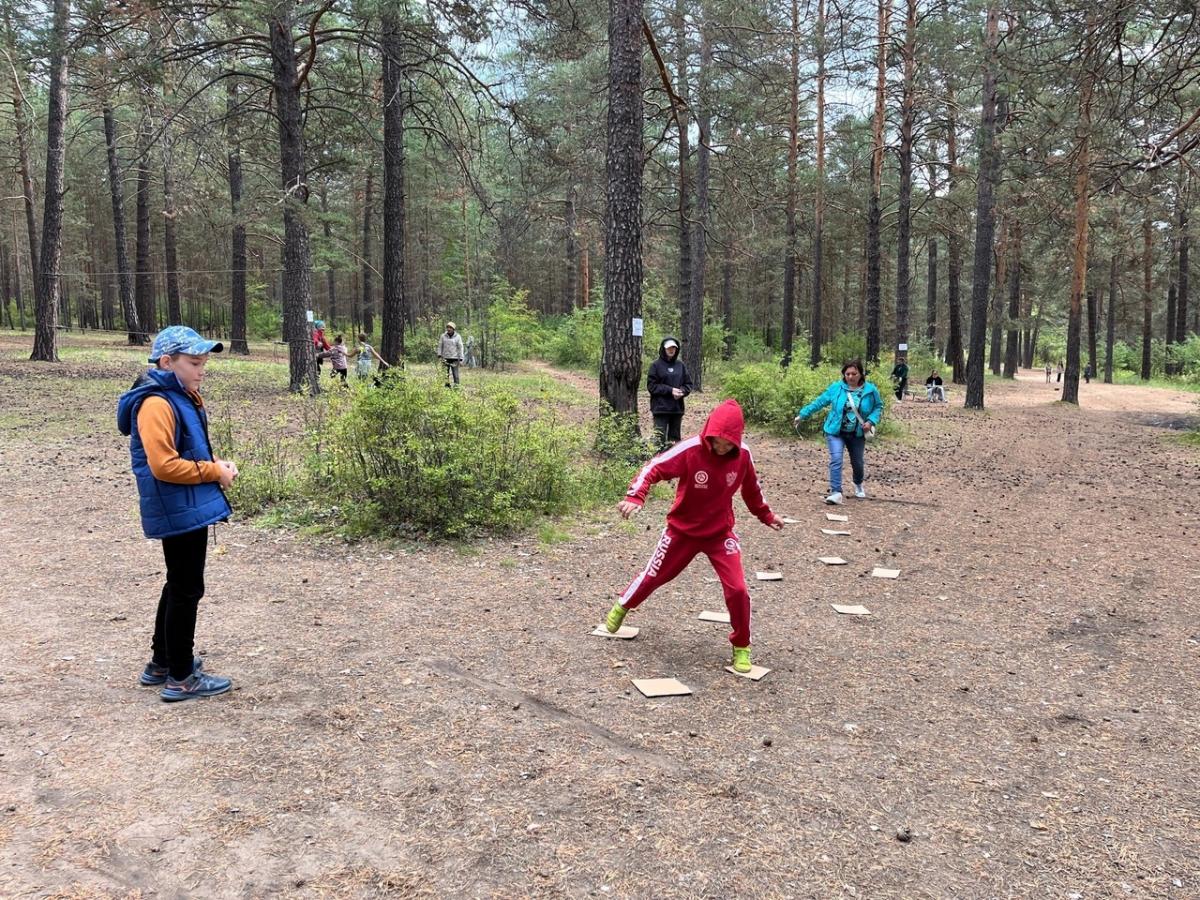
[724,537,741,555]
[694,470,709,487]
[726,471,738,487]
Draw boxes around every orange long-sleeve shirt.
[136,394,224,485]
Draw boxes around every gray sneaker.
[825,492,844,505]
[854,484,867,499]
[161,672,233,703]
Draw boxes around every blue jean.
[825,432,866,493]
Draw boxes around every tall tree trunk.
[319,183,336,322]
[1105,251,1116,383]
[989,210,1007,375]
[1166,278,1177,347]
[227,71,249,353]
[894,0,916,363]
[1176,185,1190,351]
[564,189,578,312]
[269,1,318,393]
[6,12,38,297]
[1141,219,1153,380]
[102,106,143,344]
[1086,288,1098,374]
[161,99,182,325]
[1025,293,1042,369]
[781,0,799,364]
[381,12,407,365]
[361,168,374,335]
[945,74,965,382]
[810,0,826,367]
[1,239,10,329]
[11,209,25,329]
[134,109,156,335]
[1062,15,1096,406]
[600,0,644,418]
[866,0,890,363]
[721,236,734,360]
[926,143,938,349]
[688,16,711,388]
[30,0,70,362]
[964,6,999,409]
[673,0,693,353]
[1003,221,1021,377]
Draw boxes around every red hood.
[701,399,745,451]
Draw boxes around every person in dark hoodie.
[647,336,693,448]
[603,399,784,674]
[117,326,238,702]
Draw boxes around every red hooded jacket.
[625,399,774,539]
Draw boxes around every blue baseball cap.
[148,326,224,362]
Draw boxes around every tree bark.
[810,0,826,367]
[964,6,999,409]
[673,0,693,356]
[161,103,182,324]
[1176,185,1190,351]
[1003,221,1020,377]
[1061,14,1096,406]
[102,106,144,344]
[599,0,644,418]
[381,11,407,365]
[688,16,711,388]
[269,1,318,393]
[1141,219,1153,380]
[135,108,156,335]
[30,0,70,362]
[781,0,799,364]
[1086,288,1098,375]
[6,9,38,300]
[866,0,890,364]
[721,236,734,360]
[361,168,374,335]
[319,183,336,322]
[565,189,578,312]
[227,70,248,353]
[945,69,965,382]
[1105,251,1116,383]
[894,0,916,363]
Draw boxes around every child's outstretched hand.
[767,514,784,531]
[617,500,641,519]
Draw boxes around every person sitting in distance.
[925,370,946,403]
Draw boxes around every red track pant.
[618,526,752,647]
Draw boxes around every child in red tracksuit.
[603,399,784,673]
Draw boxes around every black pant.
[653,413,683,447]
[151,527,209,680]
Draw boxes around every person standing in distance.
[794,359,883,505]
[438,321,465,387]
[647,336,693,448]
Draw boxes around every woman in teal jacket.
[794,359,883,505]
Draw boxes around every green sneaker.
[731,645,752,674]
[605,603,628,634]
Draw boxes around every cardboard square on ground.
[590,625,639,639]
[818,556,848,565]
[756,572,784,581]
[821,528,852,536]
[724,664,771,681]
[632,677,692,698]
[871,567,901,579]
[698,609,731,624]
[781,516,802,525]
[831,603,871,616]
[825,513,849,522]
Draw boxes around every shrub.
[722,361,893,434]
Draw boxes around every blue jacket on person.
[797,379,884,437]
[117,368,231,539]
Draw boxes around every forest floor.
[1,331,1199,899]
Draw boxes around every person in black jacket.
[647,336,693,448]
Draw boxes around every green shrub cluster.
[224,372,637,539]
[721,361,893,435]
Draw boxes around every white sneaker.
[854,484,867,499]
[825,492,844,505]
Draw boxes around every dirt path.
[1,338,1198,898]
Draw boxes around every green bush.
[310,373,632,538]
[722,361,893,434]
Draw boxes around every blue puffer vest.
[117,368,232,539]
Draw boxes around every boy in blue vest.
[117,326,238,702]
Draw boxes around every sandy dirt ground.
[1,333,1198,898]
